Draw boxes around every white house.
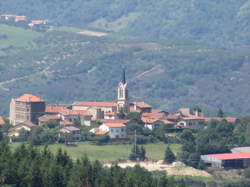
[98,123,127,139]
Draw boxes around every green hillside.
[1,0,250,116]
[0,24,42,55]
[1,0,250,47]
[0,27,249,116]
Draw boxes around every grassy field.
[10,142,181,162]
[0,24,42,50]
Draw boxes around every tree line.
[0,142,185,187]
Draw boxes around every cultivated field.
[0,24,42,49]
[10,142,181,162]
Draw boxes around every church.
[71,69,152,120]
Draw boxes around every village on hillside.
[5,69,238,141]
[0,69,247,170]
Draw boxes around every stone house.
[59,126,82,142]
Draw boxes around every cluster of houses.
[3,70,238,142]
[0,14,48,30]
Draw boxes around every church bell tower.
[117,68,129,113]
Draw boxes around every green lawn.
[0,24,42,49]
[10,142,181,162]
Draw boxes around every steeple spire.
[122,68,126,84]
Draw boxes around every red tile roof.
[167,114,180,120]
[63,126,80,131]
[105,112,117,116]
[141,117,174,125]
[61,120,73,125]
[16,94,44,102]
[0,116,5,125]
[161,120,175,125]
[141,117,159,124]
[95,131,108,135]
[130,109,141,113]
[206,152,250,160]
[142,112,166,119]
[104,123,126,128]
[182,115,205,120]
[46,106,89,116]
[73,101,117,107]
[60,109,89,116]
[99,119,131,124]
[31,20,46,25]
[133,102,152,108]
[15,16,27,21]
[18,121,36,127]
[46,105,67,113]
[1,14,16,17]
[47,115,61,120]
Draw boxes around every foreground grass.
[0,24,42,49]
[10,142,181,162]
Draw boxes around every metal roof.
[204,152,250,160]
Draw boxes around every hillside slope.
[1,0,250,47]
[0,27,249,116]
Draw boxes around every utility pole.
[134,129,137,153]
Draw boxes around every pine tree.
[217,108,224,117]
[164,146,176,163]
[129,145,139,161]
[140,146,146,161]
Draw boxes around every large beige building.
[9,94,45,125]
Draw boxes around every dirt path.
[104,161,211,177]
[77,30,108,37]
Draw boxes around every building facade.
[9,94,45,125]
[98,123,127,139]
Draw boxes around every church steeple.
[117,68,129,113]
[122,68,126,84]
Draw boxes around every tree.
[129,145,140,161]
[217,108,224,117]
[179,129,195,143]
[126,112,141,123]
[129,145,146,161]
[244,167,250,178]
[164,146,176,163]
[73,115,81,127]
[140,146,146,161]
[46,120,60,129]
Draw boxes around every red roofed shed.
[201,152,250,168]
